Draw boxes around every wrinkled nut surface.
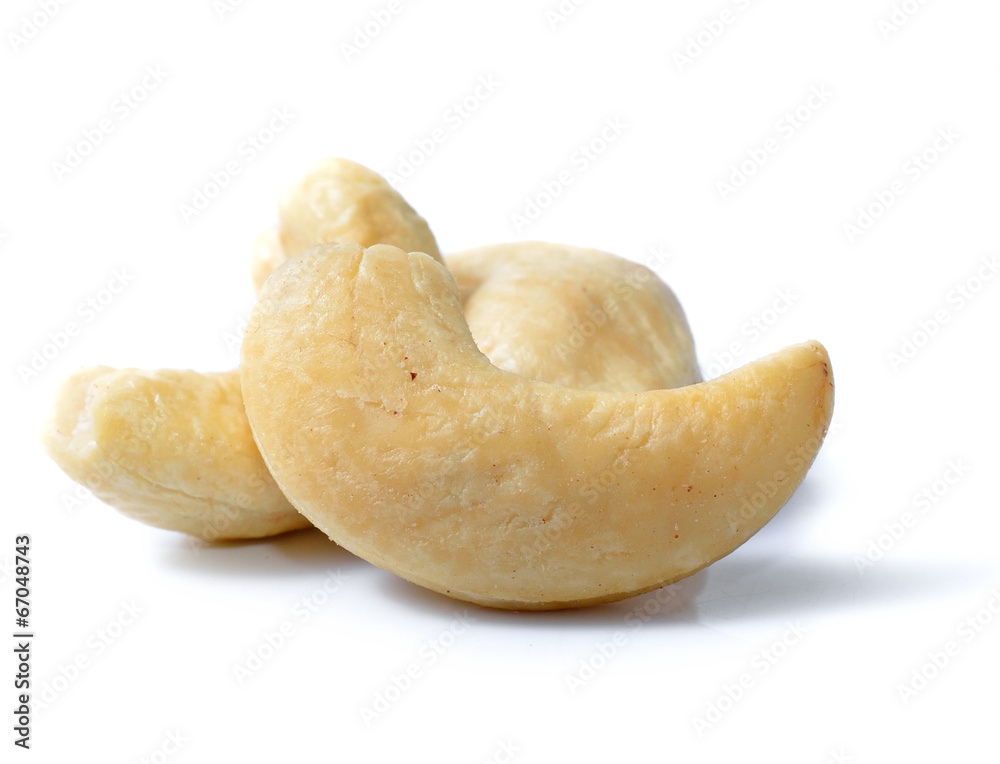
[252,157,441,292]
[241,243,835,610]
[42,367,307,540]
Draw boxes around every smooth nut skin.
[252,157,441,292]
[450,242,701,392]
[41,367,308,540]
[241,243,835,610]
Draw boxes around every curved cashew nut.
[241,244,834,609]
[251,157,441,293]
[451,242,701,392]
[42,367,307,540]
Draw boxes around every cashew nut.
[241,243,834,609]
[42,367,307,540]
[451,242,701,392]
[251,157,441,293]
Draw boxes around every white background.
[3,0,999,761]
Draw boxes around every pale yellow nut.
[41,367,308,541]
[241,243,835,610]
[450,242,701,392]
[252,157,441,292]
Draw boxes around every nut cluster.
[43,158,834,609]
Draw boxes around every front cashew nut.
[241,243,835,609]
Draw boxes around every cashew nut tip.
[240,243,835,610]
[252,157,441,292]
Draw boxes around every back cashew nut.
[251,157,442,293]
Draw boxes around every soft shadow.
[377,566,707,629]
[690,552,987,622]
[751,475,825,539]
[378,550,989,626]
[159,526,368,579]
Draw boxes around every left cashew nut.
[42,367,306,540]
